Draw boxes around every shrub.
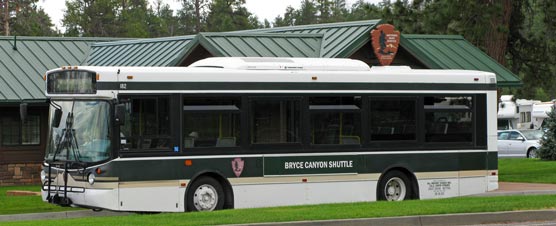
[538,104,556,160]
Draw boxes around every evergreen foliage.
[538,105,556,160]
[1,0,556,104]
[0,0,56,36]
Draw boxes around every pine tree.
[538,105,556,160]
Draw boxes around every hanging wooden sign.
[371,24,400,66]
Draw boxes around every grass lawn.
[5,194,556,226]
[498,158,556,183]
[2,158,556,224]
[0,186,78,215]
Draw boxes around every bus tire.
[187,176,225,212]
[377,170,412,201]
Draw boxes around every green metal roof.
[0,36,118,103]
[196,33,323,57]
[79,20,521,87]
[400,34,522,87]
[85,36,195,66]
[245,20,382,58]
[83,20,381,66]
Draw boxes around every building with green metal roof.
[0,36,120,186]
[84,19,521,87]
[0,20,522,185]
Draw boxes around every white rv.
[497,95,540,130]
[532,102,554,129]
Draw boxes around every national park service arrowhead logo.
[371,24,400,66]
[231,158,244,177]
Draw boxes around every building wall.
[0,162,42,185]
[0,105,48,186]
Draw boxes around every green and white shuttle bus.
[39,57,498,212]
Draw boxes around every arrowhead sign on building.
[371,24,401,66]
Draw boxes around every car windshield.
[45,100,111,163]
[520,130,543,140]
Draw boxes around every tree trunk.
[3,0,9,36]
[482,0,512,65]
[195,0,201,33]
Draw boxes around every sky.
[37,0,381,31]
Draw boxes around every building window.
[1,114,40,146]
[251,98,301,144]
[183,97,241,148]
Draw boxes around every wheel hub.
[193,184,218,211]
[384,177,407,201]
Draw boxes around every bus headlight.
[40,171,46,183]
[88,173,95,185]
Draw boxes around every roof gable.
[400,34,521,87]
[242,19,381,58]
[84,20,381,66]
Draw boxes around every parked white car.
[497,130,543,158]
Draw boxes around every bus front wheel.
[187,177,225,211]
[378,170,412,201]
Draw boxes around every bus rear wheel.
[378,170,412,201]
[187,177,224,211]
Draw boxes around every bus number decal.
[120,83,127,90]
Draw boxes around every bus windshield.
[45,100,111,163]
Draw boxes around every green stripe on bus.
[97,82,496,91]
[104,152,494,182]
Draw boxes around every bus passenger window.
[119,96,172,151]
[310,97,361,145]
[424,96,473,142]
[251,98,300,144]
[183,97,240,148]
[369,98,416,141]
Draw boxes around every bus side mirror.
[115,104,126,126]
[19,103,28,124]
[53,108,62,128]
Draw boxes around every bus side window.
[424,96,473,143]
[250,98,301,144]
[369,97,416,141]
[119,96,172,151]
[183,97,240,148]
[309,96,361,145]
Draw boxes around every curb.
[232,210,556,226]
[0,210,129,222]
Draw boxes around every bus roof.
[45,58,497,98]
[189,57,372,71]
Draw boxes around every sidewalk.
[0,210,129,222]
[233,210,556,226]
[473,182,556,196]
[1,182,556,224]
